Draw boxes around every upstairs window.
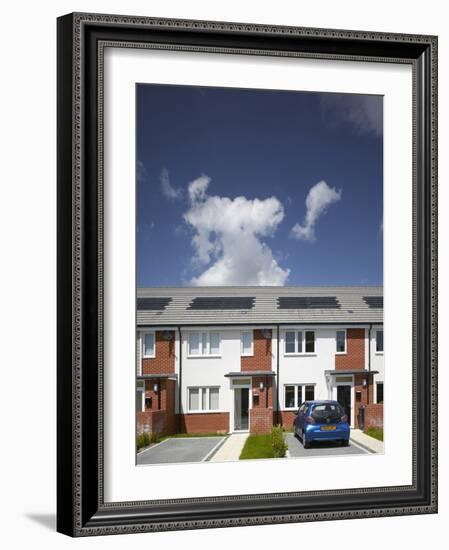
[284,330,315,354]
[240,331,253,356]
[188,332,221,356]
[376,330,384,352]
[336,330,346,353]
[142,332,155,358]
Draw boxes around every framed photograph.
[57,12,438,536]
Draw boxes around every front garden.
[239,426,288,460]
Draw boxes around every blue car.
[293,400,350,448]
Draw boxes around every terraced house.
[136,287,384,436]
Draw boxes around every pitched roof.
[136,286,383,326]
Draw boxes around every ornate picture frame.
[57,12,437,536]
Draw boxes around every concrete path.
[137,436,225,465]
[209,433,249,462]
[286,433,368,457]
[350,429,384,453]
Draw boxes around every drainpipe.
[367,323,372,406]
[276,324,280,425]
[177,326,182,433]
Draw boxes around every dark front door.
[337,385,351,425]
[234,388,249,431]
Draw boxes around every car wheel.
[303,439,311,449]
[342,439,349,447]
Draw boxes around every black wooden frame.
[57,12,438,537]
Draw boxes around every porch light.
[362,379,367,388]
[259,381,264,390]
[153,383,159,392]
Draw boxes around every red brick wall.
[250,407,273,434]
[241,330,272,372]
[136,410,168,435]
[136,411,153,434]
[251,376,273,408]
[335,328,365,371]
[139,378,176,435]
[179,413,229,434]
[354,373,375,428]
[365,403,384,429]
[144,379,160,410]
[142,331,175,375]
[278,410,296,429]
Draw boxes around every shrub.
[136,434,146,450]
[271,425,288,458]
[136,432,155,450]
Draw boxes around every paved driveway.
[137,436,226,465]
[286,433,368,458]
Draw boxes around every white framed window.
[240,331,253,356]
[376,329,384,353]
[187,332,221,356]
[284,384,315,409]
[142,331,155,358]
[284,330,315,355]
[336,329,346,353]
[187,387,220,412]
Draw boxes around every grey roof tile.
[136,286,383,326]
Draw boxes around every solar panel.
[188,297,255,310]
[137,297,172,310]
[363,296,383,309]
[277,296,340,309]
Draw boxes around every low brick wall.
[136,410,170,436]
[365,403,384,429]
[278,410,296,430]
[250,407,273,434]
[179,412,229,434]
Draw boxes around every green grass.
[239,434,276,460]
[365,427,384,441]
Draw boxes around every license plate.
[320,425,336,431]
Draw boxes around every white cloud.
[183,176,290,286]
[137,160,146,183]
[291,180,342,242]
[321,94,383,136]
[160,168,183,200]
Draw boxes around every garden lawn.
[239,434,275,460]
[365,427,384,441]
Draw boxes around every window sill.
[284,353,317,357]
[142,355,156,359]
[336,352,347,355]
[375,351,384,355]
[241,353,254,358]
[187,354,222,359]
[186,410,223,414]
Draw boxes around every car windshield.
[311,403,343,422]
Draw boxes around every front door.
[234,388,249,431]
[337,385,352,425]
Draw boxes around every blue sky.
[136,84,383,287]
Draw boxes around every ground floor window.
[188,386,220,412]
[284,383,315,409]
[376,382,384,404]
